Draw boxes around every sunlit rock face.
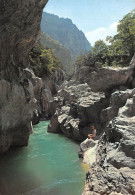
[48,81,109,141]
[75,55,135,93]
[0,0,48,153]
[82,56,135,195]
[82,89,135,195]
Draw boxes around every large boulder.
[78,138,97,159]
[75,55,135,93]
[0,79,36,153]
[101,88,135,129]
[80,138,96,153]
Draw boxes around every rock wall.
[82,56,135,194]
[0,0,48,153]
[82,88,135,195]
[48,57,135,141]
[23,68,65,125]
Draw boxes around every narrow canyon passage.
[0,121,85,195]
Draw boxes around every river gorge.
[0,121,85,195]
[0,0,135,194]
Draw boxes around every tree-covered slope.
[41,12,91,60]
[40,32,73,73]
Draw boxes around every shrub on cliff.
[28,43,62,77]
[74,53,96,70]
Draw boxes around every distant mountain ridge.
[41,12,91,60]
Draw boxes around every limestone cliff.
[48,56,135,140]
[75,62,135,93]
[0,0,48,153]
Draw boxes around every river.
[0,121,85,195]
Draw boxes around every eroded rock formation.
[22,67,66,125]
[82,56,135,194]
[0,0,48,153]
[83,88,135,195]
[75,60,135,93]
[48,56,135,140]
[48,81,109,141]
[49,55,135,194]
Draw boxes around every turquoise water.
[0,121,85,195]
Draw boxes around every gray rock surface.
[48,81,109,141]
[0,78,36,153]
[0,0,48,153]
[75,56,135,194]
[101,89,135,129]
[78,138,97,158]
[24,68,65,122]
[80,139,96,153]
[75,56,135,92]
[82,88,135,195]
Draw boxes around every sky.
[44,0,135,46]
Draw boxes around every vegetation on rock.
[28,43,62,77]
[40,32,73,73]
[74,53,96,70]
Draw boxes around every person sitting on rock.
[88,125,96,139]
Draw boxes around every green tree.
[92,40,109,64]
[74,52,97,71]
[107,9,135,66]
[29,43,62,77]
[115,10,135,57]
[92,40,108,56]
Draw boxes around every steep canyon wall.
[0,0,48,153]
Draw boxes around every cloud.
[85,22,118,46]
